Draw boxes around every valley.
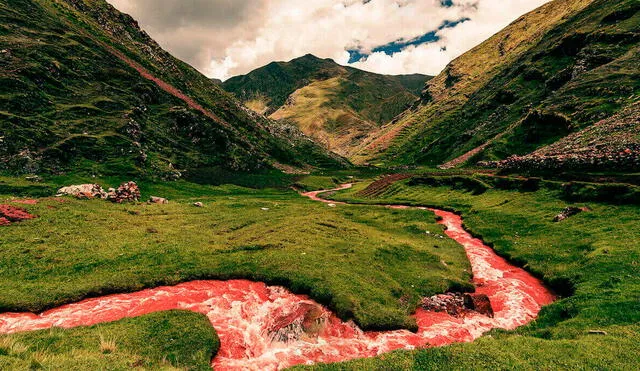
[1,0,638,370]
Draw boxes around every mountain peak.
[222,55,432,158]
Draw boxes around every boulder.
[107,181,141,203]
[421,292,494,318]
[553,206,584,222]
[463,293,494,318]
[149,196,168,204]
[57,184,108,199]
[420,294,465,316]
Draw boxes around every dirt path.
[0,187,555,370]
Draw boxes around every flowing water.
[0,185,555,370]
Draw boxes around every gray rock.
[149,196,168,204]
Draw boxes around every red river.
[0,185,555,370]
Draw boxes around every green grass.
[0,177,471,332]
[2,171,639,369]
[0,311,218,370]
[307,176,640,369]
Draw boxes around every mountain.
[0,0,347,179]
[354,0,639,170]
[222,55,431,158]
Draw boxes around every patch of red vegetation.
[0,205,36,226]
[93,38,237,131]
[356,174,413,198]
[0,187,555,370]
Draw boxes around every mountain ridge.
[222,54,431,158]
[0,0,347,178]
[353,0,639,170]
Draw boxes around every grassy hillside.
[310,174,640,369]
[0,0,346,178]
[355,0,639,170]
[222,55,431,157]
[489,100,640,172]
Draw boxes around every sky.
[106,0,550,81]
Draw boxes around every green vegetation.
[222,54,431,158]
[0,0,345,177]
[309,174,640,369]
[0,175,471,332]
[0,311,218,370]
[1,170,639,369]
[356,0,639,169]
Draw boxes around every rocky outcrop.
[57,182,141,203]
[57,184,108,199]
[554,206,590,222]
[421,292,494,318]
[463,293,494,318]
[482,102,640,172]
[149,196,168,204]
[107,181,141,203]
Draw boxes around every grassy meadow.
[309,175,640,369]
[1,171,638,369]
[0,174,471,332]
[0,311,218,370]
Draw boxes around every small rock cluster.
[0,204,36,226]
[421,293,494,318]
[57,182,141,203]
[554,206,590,222]
[107,181,141,203]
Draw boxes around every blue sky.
[347,18,470,64]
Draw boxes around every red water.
[0,185,555,370]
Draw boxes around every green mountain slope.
[0,0,347,178]
[222,55,431,157]
[488,100,640,171]
[356,0,639,170]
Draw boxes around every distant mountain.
[0,0,347,178]
[222,55,431,158]
[354,0,639,170]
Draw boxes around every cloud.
[107,0,550,80]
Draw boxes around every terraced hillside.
[488,100,640,172]
[355,0,639,170]
[222,55,431,158]
[0,0,347,178]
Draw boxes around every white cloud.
[107,0,550,80]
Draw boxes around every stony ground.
[487,101,640,171]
